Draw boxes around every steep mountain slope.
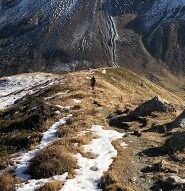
[130,0,185,74]
[0,0,109,75]
[0,0,185,76]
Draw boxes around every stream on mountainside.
[103,0,118,67]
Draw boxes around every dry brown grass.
[100,172,134,191]
[33,102,103,181]
[58,124,73,138]
[68,92,86,99]
[33,69,138,185]
[115,104,123,114]
[81,151,97,159]
[40,77,107,181]
[0,95,54,161]
[71,132,97,146]
[72,104,82,110]
[35,180,62,191]
[99,139,137,191]
[104,183,135,191]
[29,146,76,179]
[9,67,183,188]
[0,173,16,191]
[56,130,97,157]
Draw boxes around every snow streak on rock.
[136,0,185,34]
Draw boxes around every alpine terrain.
[1,0,185,76]
[0,1,185,191]
[0,67,185,191]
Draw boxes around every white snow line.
[44,91,69,101]
[12,114,72,181]
[16,173,68,191]
[54,110,61,115]
[73,99,82,104]
[121,142,128,149]
[56,105,71,112]
[61,125,125,191]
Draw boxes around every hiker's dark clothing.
[91,77,96,90]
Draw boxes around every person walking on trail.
[91,76,96,91]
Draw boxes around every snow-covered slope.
[138,0,185,32]
[0,73,59,109]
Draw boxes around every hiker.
[91,76,96,91]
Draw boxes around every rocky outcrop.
[128,0,185,74]
[169,110,185,129]
[164,131,185,153]
[108,96,175,130]
[159,160,179,174]
[130,96,175,118]
[160,175,185,190]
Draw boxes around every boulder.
[169,110,185,129]
[130,96,175,118]
[156,174,185,191]
[163,175,185,187]
[164,131,185,153]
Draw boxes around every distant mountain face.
[132,0,185,75]
[0,0,185,76]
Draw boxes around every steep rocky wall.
[0,0,185,76]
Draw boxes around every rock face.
[1,0,185,76]
[130,96,175,117]
[169,110,185,129]
[133,0,185,75]
[159,160,179,173]
[161,175,185,190]
[165,131,185,153]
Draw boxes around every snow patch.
[16,173,68,191]
[12,114,72,181]
[102,69,107,74]
[0,73,60,109]
[54,110,61,115]
[61,125,125,191]
[15,124,126,191]
[121,142,128,148]
[73,99,82,104]
[44,91,69,101]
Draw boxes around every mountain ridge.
[0,0,185,76]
